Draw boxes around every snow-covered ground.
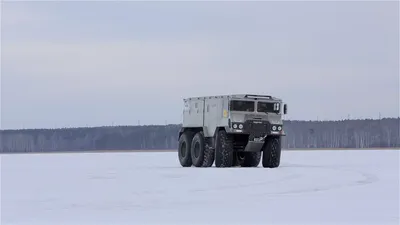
[1,150,399,225]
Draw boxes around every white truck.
[178,94,287,168]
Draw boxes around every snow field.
[1,149,399,225]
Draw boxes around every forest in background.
[1,118,399,153]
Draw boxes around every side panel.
[217,97,230,128]
[203,98,221,137]
[182,98,205,128]
[203,97,231,137]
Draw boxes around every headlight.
[232,122,244,130]
[272,125,277,131]
[278,126,282,131]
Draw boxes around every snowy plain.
[1,149,399,225]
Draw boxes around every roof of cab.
[184,94,282,101]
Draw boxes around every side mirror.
[283,104,287,114]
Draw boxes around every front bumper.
[240,130,285,152]
[243,140,264,152]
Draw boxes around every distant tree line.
[0,118,399,153]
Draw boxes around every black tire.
[202,142,215,167]
[241,152,261,167]
[262,137,282,168]
[178,131,194,167]
[191,132,205,167]
[234,152,246,167]
[215,130,234,167]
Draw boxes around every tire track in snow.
[253,163,379,196]
[187,173,302,193]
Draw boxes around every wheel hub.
[180,142,186,157]
[194,142,200,158]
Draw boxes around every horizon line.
[1,117,399,131]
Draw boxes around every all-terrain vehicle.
[178,94,287,168]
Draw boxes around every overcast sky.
[1,1,399,129]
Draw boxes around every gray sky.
[1,1,399,129]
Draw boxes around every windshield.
[230,100,255,112]
[257,101,280,114]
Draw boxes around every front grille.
[243,120,270,137]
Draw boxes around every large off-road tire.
[215,130,234,167]
[233,152,245,167]
[201,142,215,167]
[178,131,194,167]
[241,152,261,167]
[262,137,282,168]
[191,132,206,167]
